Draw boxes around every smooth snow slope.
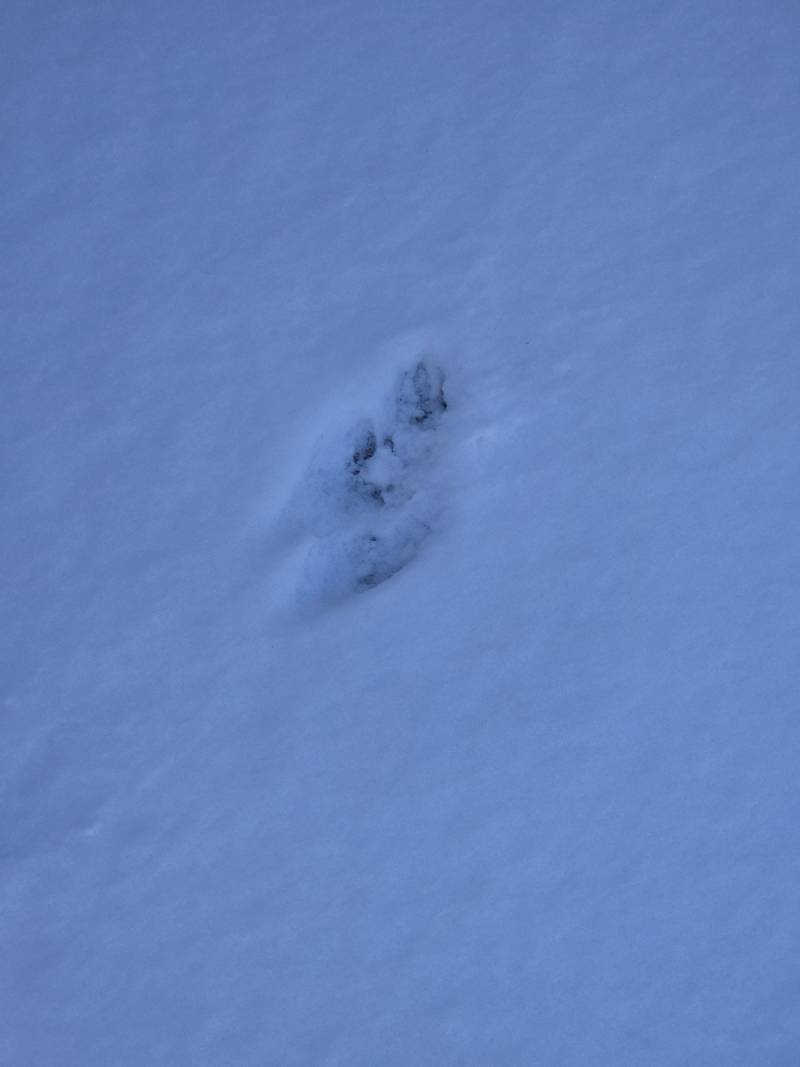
[2,2,800,1064]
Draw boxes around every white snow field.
[2,2,800,1064]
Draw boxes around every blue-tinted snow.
[2,2,799,1064]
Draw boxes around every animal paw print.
[297,359,448,600]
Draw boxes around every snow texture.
[2,2,800,1065]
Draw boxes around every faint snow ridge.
[297,360,447,601]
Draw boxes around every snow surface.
[3,2,800,1064]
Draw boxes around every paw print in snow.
[295,359,448,600]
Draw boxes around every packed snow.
[2,2,800,1064]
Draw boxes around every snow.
[2,2,800,1064]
